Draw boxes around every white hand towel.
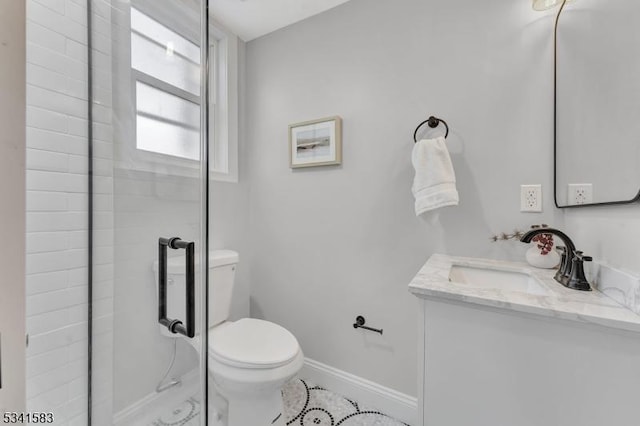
[412,137,459,215]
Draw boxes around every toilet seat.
[209,318,300,369]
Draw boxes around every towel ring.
[413,116,449,142]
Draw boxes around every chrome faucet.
[520,227,592,291]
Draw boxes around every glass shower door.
[89,1,209,425]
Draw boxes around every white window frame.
[127,1,238,182]
[209,21,239,183]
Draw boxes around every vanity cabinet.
[415,299,640,426]
[410,255,640,426]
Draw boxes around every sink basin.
[449,264,549,296]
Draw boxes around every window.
[135,81,200,161]
[129,6,238,181]
[131,7,201,161]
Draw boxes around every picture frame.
[289,116,342,168]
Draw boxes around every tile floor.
[151,397,201,426]
[283,379,409,426]
[149,378,409,426]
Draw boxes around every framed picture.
[289,116,342,168]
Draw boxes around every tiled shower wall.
[25,0,90,421]
[25,0,114,423]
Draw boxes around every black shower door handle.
[158,237,195,338]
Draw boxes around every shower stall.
[89,1,213,424]
[25,0,220,424]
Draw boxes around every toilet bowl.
[208,318,304,425]
[153,250,303,426]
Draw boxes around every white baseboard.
[300,358,417,426]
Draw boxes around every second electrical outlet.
[521,184,542,212]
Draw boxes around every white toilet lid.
[209,318,300,369]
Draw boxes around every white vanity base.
[417,298,640,426]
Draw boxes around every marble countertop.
[409,254,640,333]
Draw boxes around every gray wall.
[244,0,563,395]
[565,207,640,276]
[0,0,26,411]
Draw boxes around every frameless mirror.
[555,0,640,207]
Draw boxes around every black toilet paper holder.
[353,316,383,335]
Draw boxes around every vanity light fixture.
[532,0,571,11]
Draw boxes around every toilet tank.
[153,250,239,334]
[209,250,239,327]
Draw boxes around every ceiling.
[210,0,353,41]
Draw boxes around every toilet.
[153,250,304,426]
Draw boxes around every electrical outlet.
[568,184,593,205]
[521,184,542,212]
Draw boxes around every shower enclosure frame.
[86,0,211,424]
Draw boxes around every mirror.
[555,0,640,207]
